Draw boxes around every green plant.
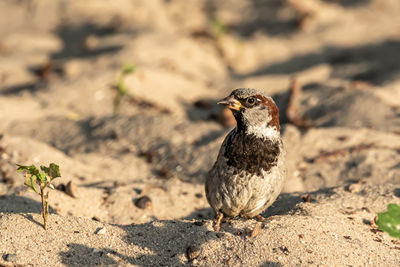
[17,163,61,229]
[210,18,227,39]
[376,203,400,239]
[113,63,136,114]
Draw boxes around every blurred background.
[0,0,399,224]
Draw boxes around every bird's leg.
[254,215,265,222]
[213,212,224,232]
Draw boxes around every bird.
[205,88,285,231]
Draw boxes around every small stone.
[65,181,78,198]
[157,167,172,179]
[95,227,107,235]
[186,244,202,261]
[361,207,371,213]
[279,246,290,255]
[92,248,100,253]
[63,60,82,78]
[348,183,361,193]
[135,196,152,209]
[3,253,18,262]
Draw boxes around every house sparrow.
[205,88,285,231]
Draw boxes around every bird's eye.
[246,97,256,105]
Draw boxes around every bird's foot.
[213,212,224,232]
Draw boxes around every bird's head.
[218,88,280,135]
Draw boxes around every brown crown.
[256,95,280,131]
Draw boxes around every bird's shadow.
[184,186,337,237]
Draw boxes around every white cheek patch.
[246,123,280,141]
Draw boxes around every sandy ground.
[0,0,400,266]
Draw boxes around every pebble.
[348,183,361,193]
[65,181,78,198]
[3,253,18,262]
[135,196,152,209]
[186,244,202,261]
[95,227,107,235]
[279,246,290,255]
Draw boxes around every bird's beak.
[217,96,243,111]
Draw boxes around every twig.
[286,77,312,129]
[304,144,400,163]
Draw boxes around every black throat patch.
[224,130,280,176]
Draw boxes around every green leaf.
[117,80,128,95]
[211,18,226,37]
[24,174,39,194]
[17,164,41,178]
[41,163,61,180]
[121,63,136,75]
[376,203,400,239]
[38,172,47,182]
